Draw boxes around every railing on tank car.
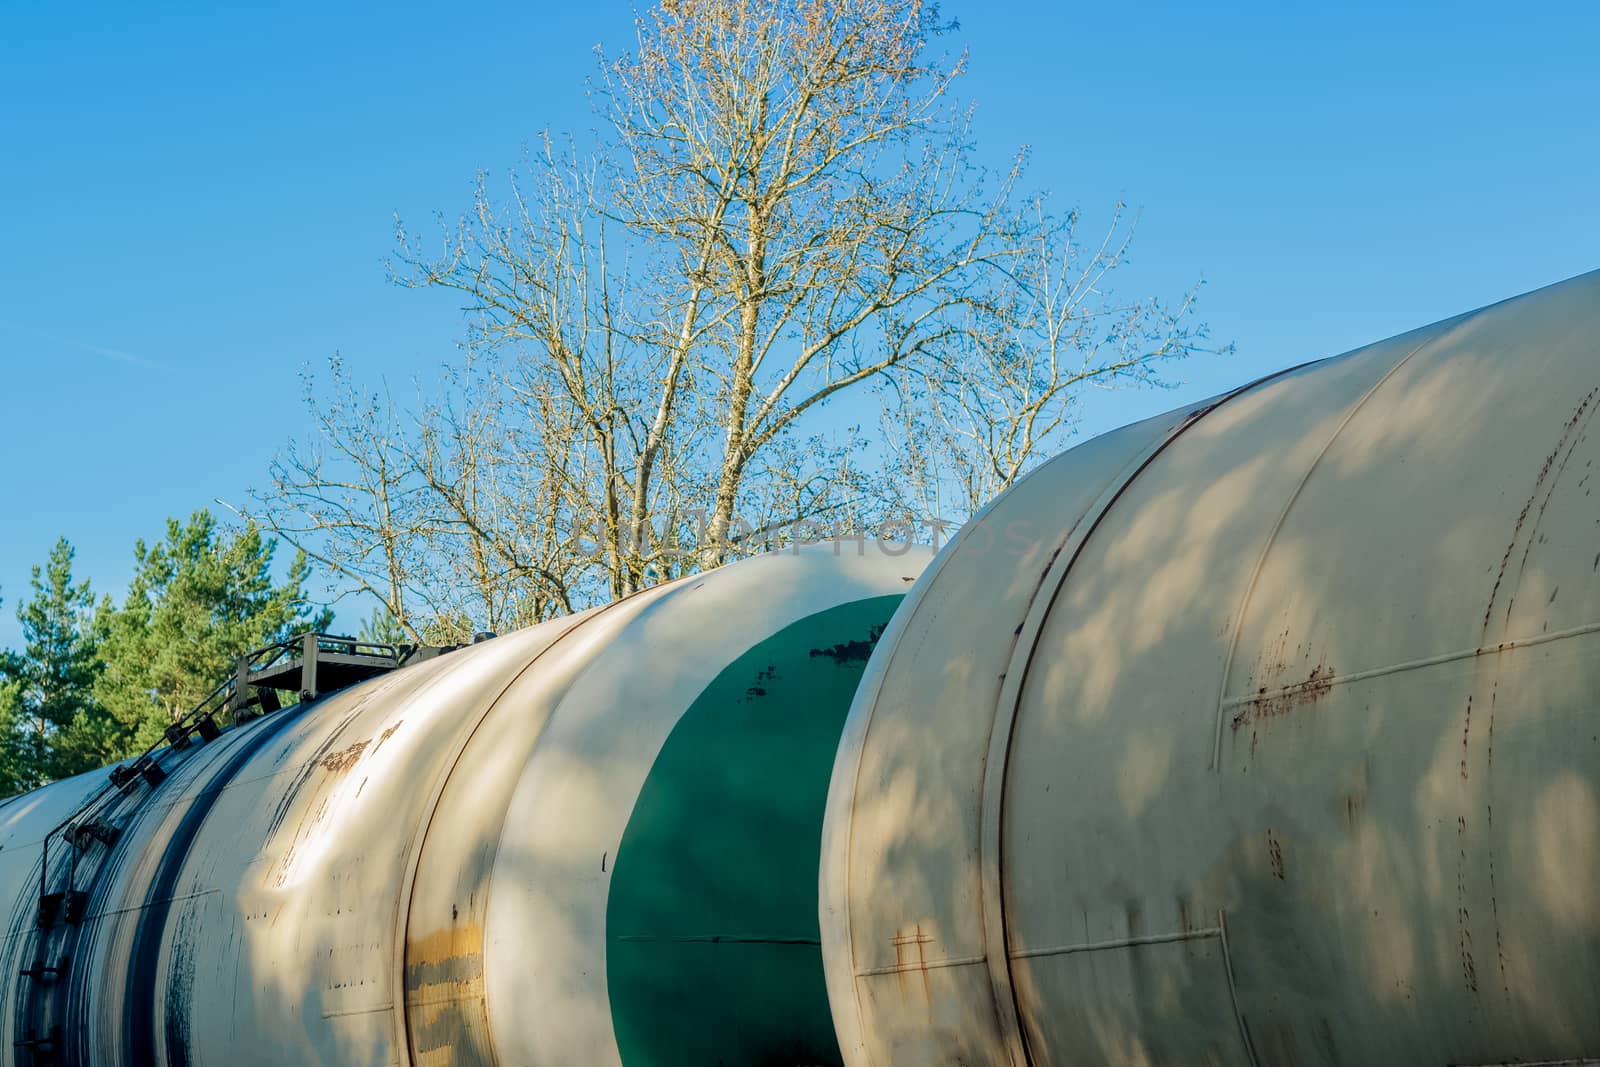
[13,631,427,1062]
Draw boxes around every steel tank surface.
[820,270,1600,1066]
[0,545,928,1066]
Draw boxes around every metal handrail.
[14,629,416,1066]
[31,631,406,924]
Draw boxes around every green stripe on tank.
[606,594,903,1067]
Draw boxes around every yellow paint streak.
[406,923,491,1062]
[405,922,486,1004]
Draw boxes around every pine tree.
[0,672,29,798]
[356,604,409,647]
[2,539,109,784]
[95,511,333,752]
[0,584,35,796]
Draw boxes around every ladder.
[12,632,423,1064]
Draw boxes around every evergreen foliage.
[0,539,105,787]
[0,627,32,797]
[0,512,331,795]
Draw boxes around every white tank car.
[821,270,1600,1066]
[0,545,928,1066]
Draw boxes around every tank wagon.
[821,270,1600,1066]
[0,545,928,1066]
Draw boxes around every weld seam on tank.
[387,590,646,1066]
[1006,924,1222,959]
[1222,616,1600,712]
[855,953,987,978]
[975,364,1309,1067]
[1217,909,1260,1067]
[824,526,971,1060]
[1207,321,1458,770]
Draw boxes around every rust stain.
[1341,757,1370,832]
[1456,812,1478,992]
[1266,829,1286,881]
[320,739,369,774]
[1485,679,1507,996]
[1232,663,1336,730]
[889,925,935,1008]
[1486,800,1509,998]
[1483,386,1597,636]
[371,720,404,754]
[266,719,359,840]
[1486,681,1498,772]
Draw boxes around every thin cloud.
[0,320,168,371]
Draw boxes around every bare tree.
[254,361,434,641]
[256,0,1224,632]
[883,200,1225,520]
[252,355,590,642]
[598,0,1036,565]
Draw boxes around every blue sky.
[1,2,1596,647]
